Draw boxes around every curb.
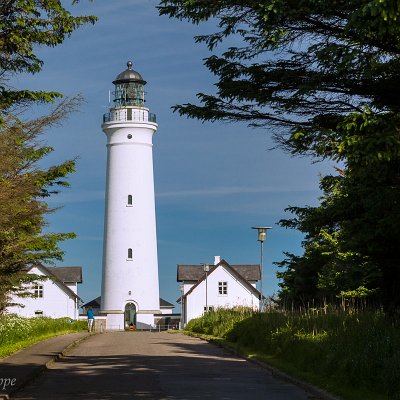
[186,332,341,400]
[1,333,94,400]
[45,333,95,368]
[242,353,340,400]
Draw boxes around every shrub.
[185,306,254,337]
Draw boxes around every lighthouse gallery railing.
[103,109,157,124]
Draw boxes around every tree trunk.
[381,258,400,321]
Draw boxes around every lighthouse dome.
[113,61,146,85]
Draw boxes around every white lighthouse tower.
[100,61,160,330]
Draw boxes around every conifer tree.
[159,0,400,316]
[0,1,96,312]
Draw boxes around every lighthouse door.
[124,302,137,330]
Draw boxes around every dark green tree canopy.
[159,0,400,317]
[159,1,400,130]
[0,0,97,108]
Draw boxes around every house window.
[218,281,228,295]
[127,195,133,205]
[204,306,214,312]
[34,310,43,317]
[34,285,44,298]
[127,248,133,259]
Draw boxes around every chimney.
[214,256,221,265]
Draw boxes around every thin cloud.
[156,185,318,198]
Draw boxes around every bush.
[185,306,254,337]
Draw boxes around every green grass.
[0,314,87,358]
[185,307,400,400]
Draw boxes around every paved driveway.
[13,332,314,400]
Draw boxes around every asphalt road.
[13,332,315,400]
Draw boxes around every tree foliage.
[0,0,97,108]
[277,174,382,308]
[0,98,81,312]
[158,1,400,129]
[0,1,96,312]
[159,1,400,316]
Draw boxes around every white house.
[177,257,261,325]
[7,265,82,319]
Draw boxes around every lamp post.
[202,264,210,313]
[252,226,272,310]
[180,284,184,329]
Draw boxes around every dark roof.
[177,263,261,282]
[50,267,82,283]
[82,296,174,309]
[113,61,146,85]
[183,260,261,300]
[232,265,261,281]
[26,264,81,300]
[160,298,174,308]
[82,296,101,308]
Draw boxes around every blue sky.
[13,0,333,308]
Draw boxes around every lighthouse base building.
[81,296,178,331]
[99,61,166,330]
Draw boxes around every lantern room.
[112,61,146,107]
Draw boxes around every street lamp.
[252,226,272,310]
[180,284,184,329]
[202,263,210,313]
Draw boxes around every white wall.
[136,313,156,329]
[65,282,78,294]
[159,308,174,315]
[185,265,259,323]
[182,282,195,294]
[7,266,78,319]
[101,115,160,314]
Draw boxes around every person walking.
[87,306,95,333]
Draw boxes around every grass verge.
[184,307,399,400]
[0,314,87,358]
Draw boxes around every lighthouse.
[100,61,160,330]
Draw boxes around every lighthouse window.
[127,134,132,139]
[127,108,132,121]
[127,195,133,205]
[127,248,133,259]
